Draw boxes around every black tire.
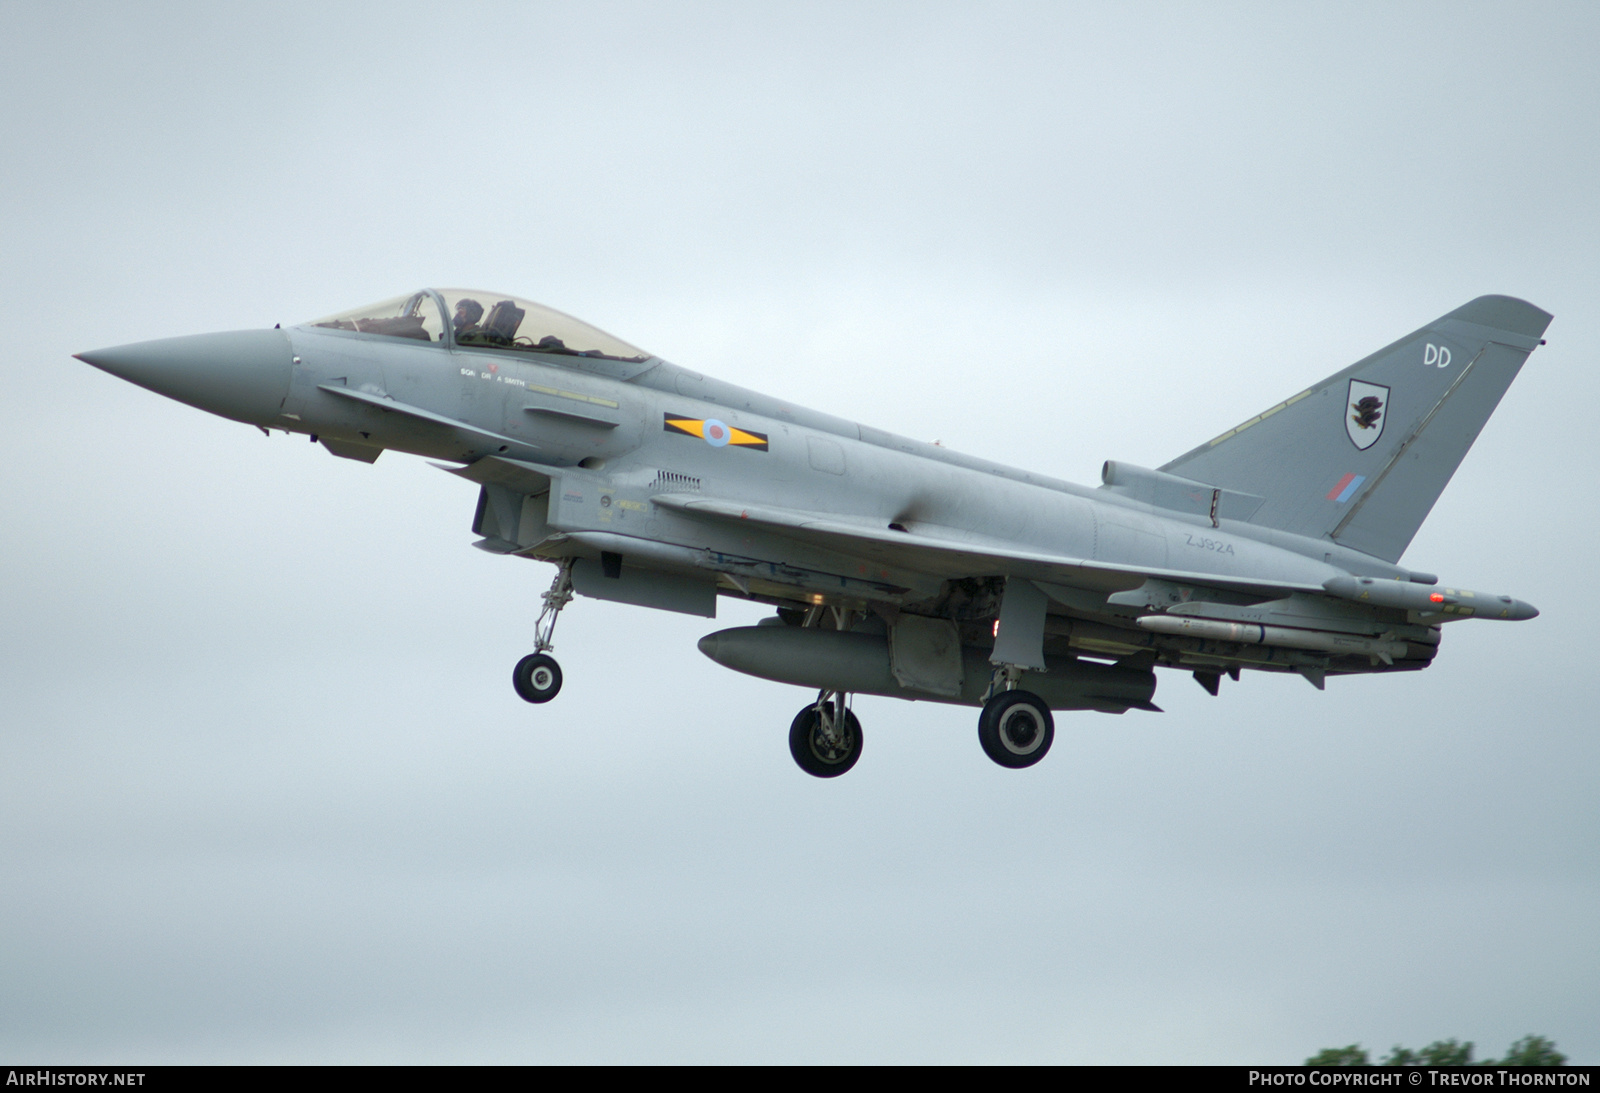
[512,653,563,703]
[977,690,1054,768]
[789,703,863,778]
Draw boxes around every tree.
[1306,1036,1567,1067]
[1385,1039,1474,1066]
[1498,1036,1567,1066]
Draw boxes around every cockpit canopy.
[306,289,651,362]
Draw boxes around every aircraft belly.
[569,556,716,617]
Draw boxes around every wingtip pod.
[1321,576,1538,620]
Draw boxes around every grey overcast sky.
[2,1,1597,1064]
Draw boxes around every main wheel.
[512,653,563,703]
[978,690,1054,768]
[789,703,863,778]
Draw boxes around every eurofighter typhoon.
[78,290,1548,777]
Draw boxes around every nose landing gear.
[513,652,563,703]
[513,560,573,704]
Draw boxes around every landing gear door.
[990,577,1049,670]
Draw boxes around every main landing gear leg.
[978,664,1054,769]
[789,689,863,778]
[513,560,573,704]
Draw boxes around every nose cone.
[77,329,293,426]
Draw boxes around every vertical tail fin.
[1160,296,1552,563]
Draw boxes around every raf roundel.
[703,418,731,447]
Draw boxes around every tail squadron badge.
[1345,380,1389,451]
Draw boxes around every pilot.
[453,298,485,338]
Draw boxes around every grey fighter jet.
[77,290,1548,777]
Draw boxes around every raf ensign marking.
[664,414,769,451]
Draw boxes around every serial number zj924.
[1183,534,1235,556]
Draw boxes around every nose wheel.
[513,653,563,703]
[513,560,573,704]
[978,688,1054,768]
[789,692,863,778]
